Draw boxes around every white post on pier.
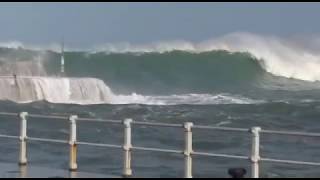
[19,112,28,166]
[60,40,65,75]
[123,118,133,177]
[69,115,78,171]
[184,122,194,178]
[250,127,261,178]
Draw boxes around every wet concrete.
[0,162,119,178]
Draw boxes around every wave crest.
[94,33,320,82]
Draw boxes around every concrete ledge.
[0,162,119,178]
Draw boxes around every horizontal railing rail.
[0,111,320,178]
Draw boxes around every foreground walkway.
[0,163,118,178]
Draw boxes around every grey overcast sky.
[0,2,320,48]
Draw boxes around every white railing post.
[184,122,194,178]
[123,118,133,177]
[19,112,28,166]
[69,115,78,171]
[250,127,261,178]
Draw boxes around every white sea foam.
[0,76,261,105]
[112,93,263,105]
[0,77,114,104]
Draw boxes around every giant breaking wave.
[1,32,320,104]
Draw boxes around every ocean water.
[1,33,320,177]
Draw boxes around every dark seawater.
[1,47,320,177]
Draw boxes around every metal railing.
[1,112,320,178]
